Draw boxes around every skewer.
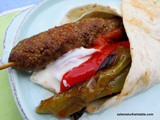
[0,62,16,70]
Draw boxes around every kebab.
[0,16,131,118]
[0,17,124,70]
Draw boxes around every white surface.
[31,47,97,93]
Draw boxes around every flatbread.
[60,1,160,113]
[61,4,122,24]
[86,0,160,113]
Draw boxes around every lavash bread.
[60,1,160,113]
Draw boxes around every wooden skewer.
[0,62,16,70]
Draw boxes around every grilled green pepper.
[36,46,131,118]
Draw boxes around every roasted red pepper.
[60,29,129,92]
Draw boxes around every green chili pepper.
[36,46,131,118]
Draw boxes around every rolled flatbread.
[61,0,160,113]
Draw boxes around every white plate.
[3,0,160,120]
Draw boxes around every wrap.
[61,1,160,113]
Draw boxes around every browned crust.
[9,17,123,71]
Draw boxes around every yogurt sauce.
[30,47,97,93]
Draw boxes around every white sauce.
[30,47,97,93]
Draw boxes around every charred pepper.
[36,46,131,118]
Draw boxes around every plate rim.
[4,10,34,120]
[3,5,42,120]
[5,0,66,120]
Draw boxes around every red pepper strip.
[103,29,123,41]
[93,35,108,46]
[60,41,130,92]
[93,29,123,47]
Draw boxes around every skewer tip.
[0,62,16,70]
